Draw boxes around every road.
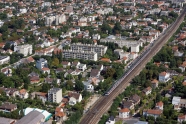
[80,8,186,124]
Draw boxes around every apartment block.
[0,56,10,65]
[14,44,32,56]
[62,50,98,61]
[70,43,107,57]
[100,36,142,52]
[36,58,48,70]
[48,88,62,103]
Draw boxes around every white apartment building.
[45,14,66,26]
[48,88,62,103]
[14,44,32,56]
[63,50,98,61]
[100,38,142,52]
[36,58,48,70]
[0,56,10,65]
[70,43,107,57]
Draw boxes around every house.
[62,61,71,68]
[119,108,130,119]
[121,101,134,110]
[0,117,16,124]
[31,92,47,103]
[159,71,170,82]
[90,69,100,78]
[78,64,87,71]
[178,115,186,123]
[18,89,29,99]
[143,87,152,95]
[0,87,18,97]
[143,109,162,119]
[129,94,140,105]
[156,101,164,110]
[0,56,10,65]
[105,116,115,124]
[0,102,17,112]
[30,76,40,84]
[68,92,82,105]
[55,68,65,73]
[1,68,12,76]
[71,61,80,68]
[55,107,66,122]
[41,67,50,74]
[151,79,159,89]
[45,78,54,84]
[100,58,111,63]
[83,81,94,92]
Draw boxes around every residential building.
[0,87,18,97]
[0,102,17,112]
[70,43,107,57]
[18,89,29,99]
[100,36,142,52]
[143,109,162,119]
[129,94,140,105]
[143,87,152,95]
[156,101,164,110]
[14,44,32,56]
[151,79,159,89]
[71,61,80,68]
[31,92,47,103]
[178,115,186,123]
[90,69,100,78]
[119,108,130,119]
[105,116,115,124]
[48,88,62,103]
[78,64,87,71]
[0,117,16,124]
[62,50,98,61]
[15,111,45,124]
[61,61,71,68]
[159,72,170,82]
[122,101,134,110]
[36,58,48,70]
[83,81,94,92]
[0,56,10,65]
[55,107,66,122]
[68,92,82,105]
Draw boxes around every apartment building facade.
[62,50,98,61]
[36,58,48,70]
[14,44,32,56]
[48,88,62,103]
[70,43,107,57]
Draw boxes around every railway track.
[80,8,186,124]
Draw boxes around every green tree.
[75,80,84,91]
[51,58,59,67]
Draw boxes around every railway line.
[80,8,186,124]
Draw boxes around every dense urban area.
[0,0,185,124]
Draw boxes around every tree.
[66,80,74,90]
[104,68,116,78]
[113,22,122,34]
[75,80,84,91]
[51,58,59,67]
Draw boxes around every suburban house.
[83,81,94,92]
[28,72,40,84]
[119,108,130,119]
[151,79,159,89]
[143,109,162,119]
[36,58,50,74]
[129,94,140,105]
[55,107,66,122]
[178,115,186,123]
[1,68,12,77]
[0,102,17,112]
[121,101,134,110]
[18,89,29,99]
[62,61,71,68]
[143,87,152,96]
[68,92,82,105]
[159,71,170,82]
[71,61,80,68]
[90,69,100,78]
[55,68,65,74]
[78,64,87,71]
[0,56,10,65]
[0,87,18,97]
[155,101,164,110]
[105,116,115,124]
[31,92,47,103]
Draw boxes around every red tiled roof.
[120,108,129,112]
